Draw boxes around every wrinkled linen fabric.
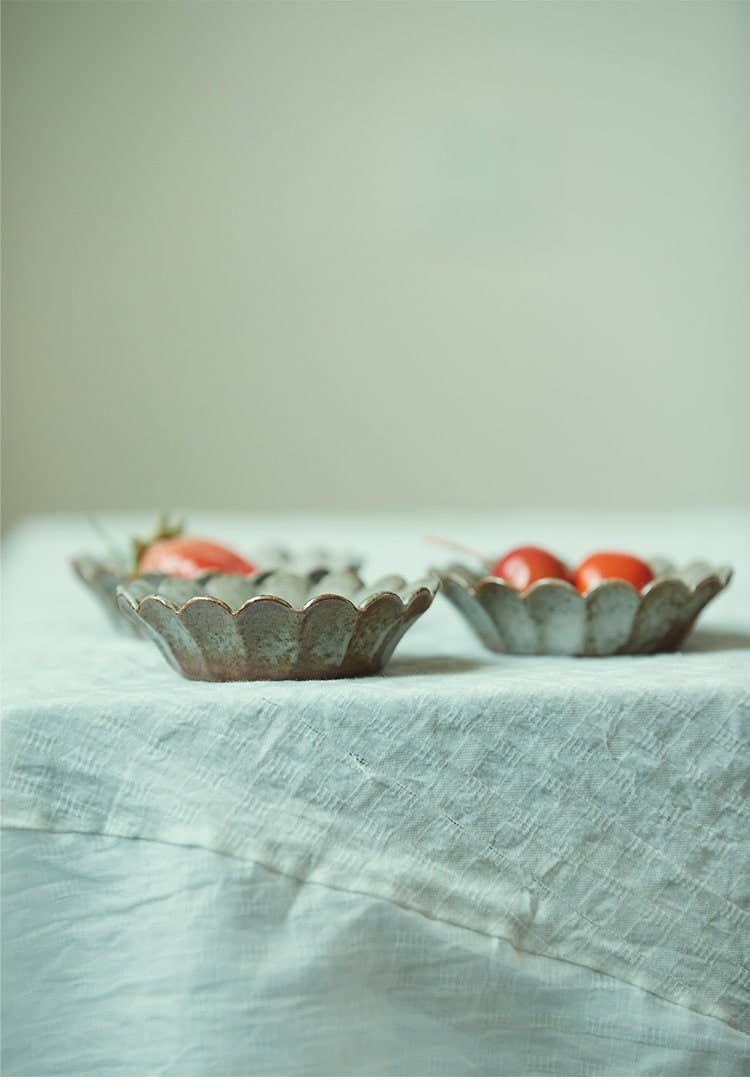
[2,511,749,1075]
[4,830,749,1077]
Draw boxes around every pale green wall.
[3,1,749,530]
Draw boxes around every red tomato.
[138,537,256,578]
[490,546,571,591]
[573,552,654,593]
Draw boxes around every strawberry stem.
[132,513,184,570]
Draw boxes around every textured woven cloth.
[2,511,749,1074]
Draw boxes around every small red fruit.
[131,516,257,578]
[490,546,571,591]
[573,552,654,593]
[138,536,256,578]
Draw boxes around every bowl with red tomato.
[72,516,362,637]
[433,544,733,656]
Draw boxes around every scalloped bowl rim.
[434,565,733,602]
[72,548,364,580]
[72,555,129,575]
[117,581,440,620]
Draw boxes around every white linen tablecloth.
[2,510,749,1075]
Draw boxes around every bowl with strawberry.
[430,539,732,656]
[71,516,361,637]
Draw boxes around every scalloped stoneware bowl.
[436,558,733,656]
[116,569,439,681]
[71,547,363,637]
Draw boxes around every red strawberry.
[133,516,256,578]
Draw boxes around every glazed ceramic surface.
[71,556,144,636]
[117,569,439,681]
[71,547,362,637]
[436,558,733,656]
